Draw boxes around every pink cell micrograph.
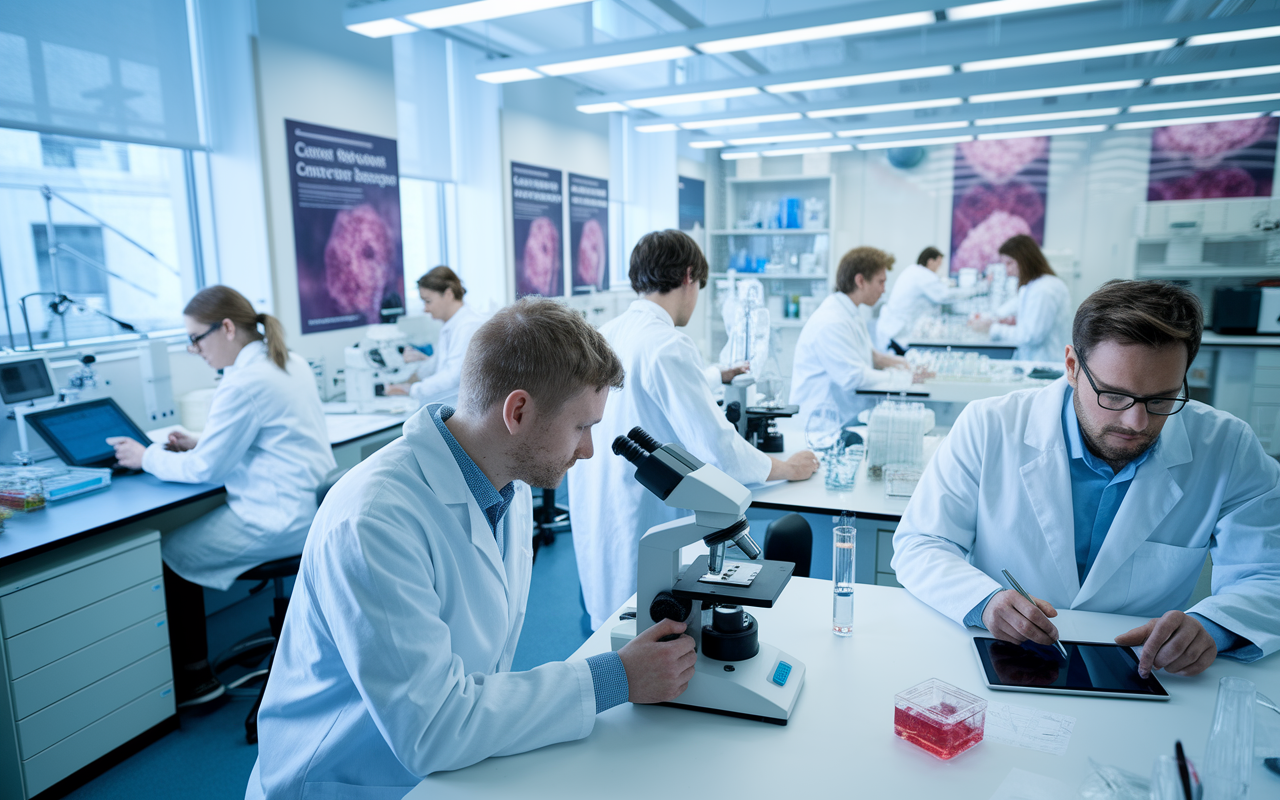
[1153,118,1273,168]
[952,182,1044,249]
[576,218,606,290]
[324,204,392,324]
[952,210,1032,274]
[959,137,1049,184]
[1148,167,1261,200]
[522,216,561,296]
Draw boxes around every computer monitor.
[23,398,155,468]
[0,357,55,405]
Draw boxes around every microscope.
[342,324,416,413]
[722,373,797,453]
[609,427,805,724]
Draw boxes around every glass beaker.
[1203,676,1255,800]
[832,524,855,636]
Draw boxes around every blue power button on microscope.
[771,661,792,686]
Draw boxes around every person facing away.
[893,279,1280,679]
[969,234,1072,362]
[874,246,970,352]
[568,229,820,631]
[107,285,336,707]
[387,265,486,408]
[247,298,697,800]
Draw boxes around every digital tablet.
[973,637,1170,701]
[24,398,155,468]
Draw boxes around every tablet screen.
[974,637,1169,698]
[25,399,152,467]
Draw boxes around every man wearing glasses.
[892,280,1280,676]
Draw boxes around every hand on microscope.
[720,363,750,385]
[617,618,697,704]
[766,450,820,482]
[166,431,199,452]
[106,437,147,470]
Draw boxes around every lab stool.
[763,514,812,578]
[531,485,571,559]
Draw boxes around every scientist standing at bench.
[893,280,1280,677]
[107,285,335,706]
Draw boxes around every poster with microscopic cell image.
[950,137,1050,275]
[286,120,404,334]
[569,173,609,294]
[511,162,564,298]
[1147,116,1277,200]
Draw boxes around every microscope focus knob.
[649,591,692,624]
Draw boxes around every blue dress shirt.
[431,404,629,711]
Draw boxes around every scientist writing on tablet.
[892,280,1280,678]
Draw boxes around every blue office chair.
[763,513,812,579]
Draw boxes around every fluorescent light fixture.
[762,144,854,156]
[627,87,761,109]
[838,121,970,137]
[766,65,953,94]
[681,112,804,129]
[698,11,935,54]
[1186,25,1280,47]
[406,0,592,28]
[689,140,725,148]
[976,107,1120,126]
[1114,112,1263,130]
[1152,65,1280,85]
[576,101,629,114]
[947,0,1101,22]
[977,124,1107,139]
[807,97,963,119]
[727,132,834,146]
[346,18,418,37]
[970,80,1142,103]
[721,151,760,160]
[961,39,1176,72]
[635,123,681,133]
[1128,92,1280,113]
[539,46,695,76]
[856,134,974,150]
[476,67,543,83]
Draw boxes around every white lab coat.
[875,264,955,351]
[409,303,486,408]
[143,341,335,589]
[891,378,1280,657]
[568,299,772,630]
[989,274,1072,362]
[789,293,891,428]
[246,408,596,800]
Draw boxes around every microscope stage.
[672,555,794,608]
[696,562,761,587]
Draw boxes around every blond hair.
[184,285,288,370]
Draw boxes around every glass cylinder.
[1149,755,1185,800]
[1203,676,1255,799]
[832,524,855,636]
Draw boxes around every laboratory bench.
[407,580,1280,800]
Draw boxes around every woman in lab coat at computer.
[387,266,486,408]
[874,246,965,352]
[108,285,335,707]
[969,235,1072,362]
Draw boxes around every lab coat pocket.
[1126,540,1209,616]
[302,781,413,800]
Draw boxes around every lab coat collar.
[225,339,267,376]
[630,298,675,327]
[832,292,861,319]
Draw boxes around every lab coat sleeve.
[1185,428,1280,658]
[990,282,1062,350]
[141,385,261,485]
[410,317,483,405]
[890,403,1004,626]
[313,510,598,777]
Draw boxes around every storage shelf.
[710,229,829,236]
[710,272,828,280]
[1136,265,1280,278]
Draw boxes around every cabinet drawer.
[22,681,174,797]
[0,544,161,637]
[1255,367,1280,388]
[18,648,171,759]
[6,579,165,681]
[1254,387,1280,406]
[12,613,169,720]
[876,530,896,574]
[1256,349,1280,369]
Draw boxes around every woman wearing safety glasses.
[108,285,335,708]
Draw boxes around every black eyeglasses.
[1076,354,1188,416]
[187,322,221,351]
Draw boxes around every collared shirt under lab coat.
[988,274,1073,362]
[142,341,335,589]
[874,264,955,351]
[246,408,597,800]
[891,377,1280,658]
[409,303,486,408]
[789,292,893,428]
[568,299,772,630]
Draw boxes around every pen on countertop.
[1174,740,1193,800]
[1000,568,1069,661]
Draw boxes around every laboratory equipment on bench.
[343,325,415,413]
[723,373,797,453]
[609,426,805,725]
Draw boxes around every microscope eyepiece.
[612,436,648,466]
[626,427,662,453]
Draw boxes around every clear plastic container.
[0,475,45,512]
[894,679,986,760]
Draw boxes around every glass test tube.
[833,524,855,636]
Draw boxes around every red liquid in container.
[893,679,986,760]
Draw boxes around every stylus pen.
[1001,569,1069,661]
[1175,740,1193,800]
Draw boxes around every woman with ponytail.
[108,285,335,707]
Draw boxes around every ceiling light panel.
[762,144,854,157]
[766,66,953,95]
[576,101,629,114]
[689,141,724,148]
[1151,65,1280,85]
[721,152,760,160]
[808,97,963,119]
[1114,112,1263,130]
[946,0,1102,22]
[969,80,1143,103]
[1127,92,1280,113]
[838,121,971,137]
[680,113,803,129]
[976,107,1120,126]
[627,87,761,109]
[635,123,680,133]
[1185,25,1280,47]
[539,46,695,76]
[346,19,419,38]
[977,124,1107,139]
[476,67,543,84]
[857,135,974,150]
[961,39,1177,72]
[406,0,592,28]
[727,132,834,146]
[698,11,935,54]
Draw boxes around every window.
[0,126,201,349]
[399,177,459,313]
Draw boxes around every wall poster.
[511,162,564,298]
[1147,117,1278,200]
[286,120,404,333]
[950,137,1050,274]
[569,173,609,294]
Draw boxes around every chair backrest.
[316,467,351,505]
[763,513,813,578]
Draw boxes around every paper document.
[984,701,1075,756]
